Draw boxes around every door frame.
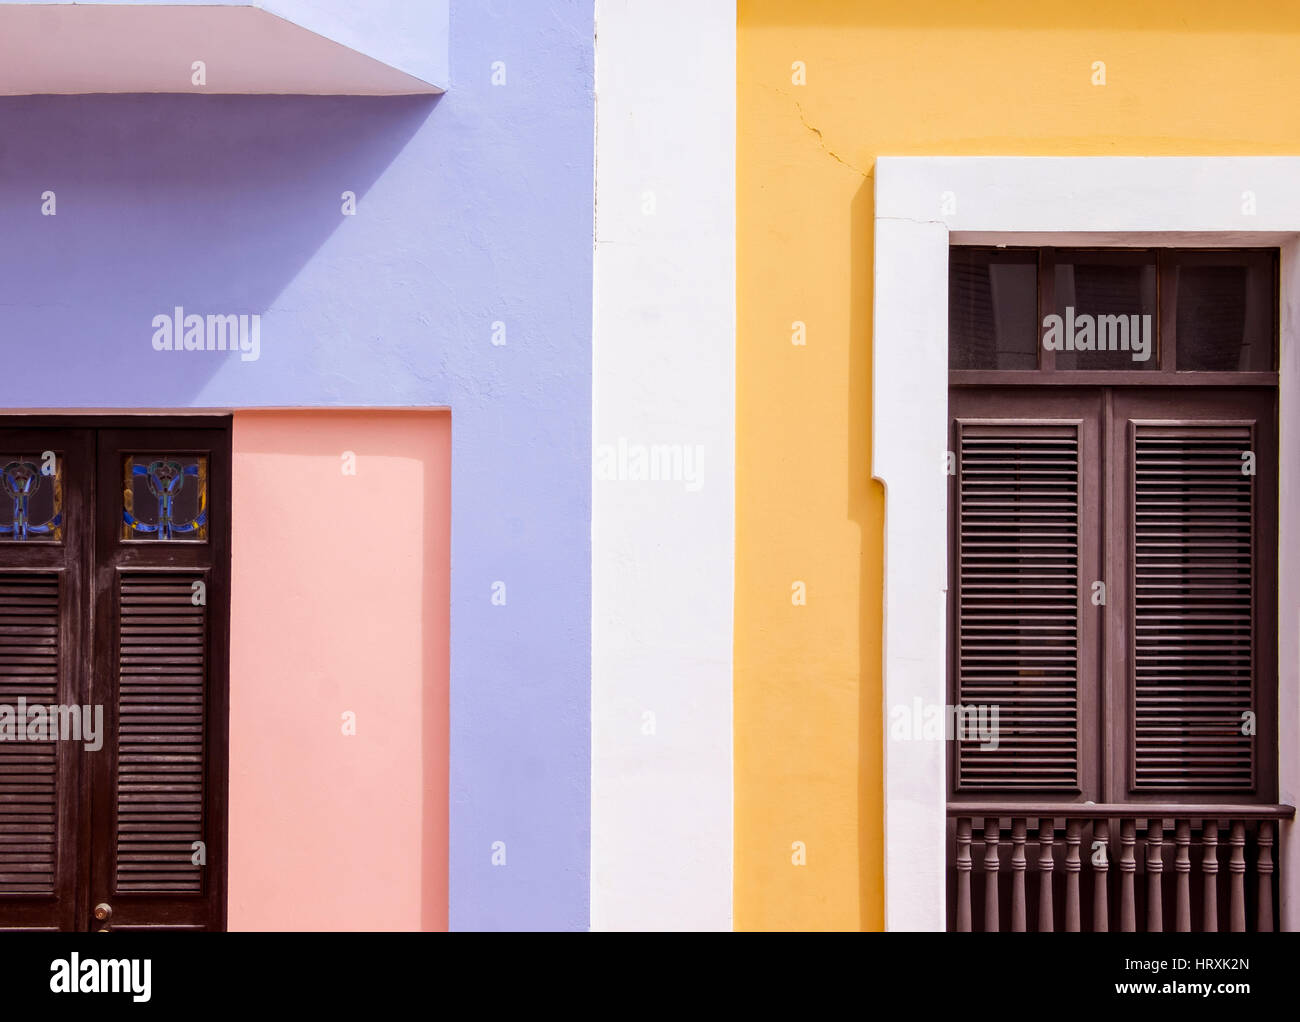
[0,412,231,932]
[873,156,1300,931]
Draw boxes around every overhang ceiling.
[0,1,447,95]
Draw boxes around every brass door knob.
[93,903,112,922]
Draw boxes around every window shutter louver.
[1132,425,1256,791]
[955,423,1082,790]
[114,571,207,893]
[0,573,60,895]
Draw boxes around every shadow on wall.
[0,93,435,406]
[847,169,884,931]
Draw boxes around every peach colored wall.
[226,410,450,931]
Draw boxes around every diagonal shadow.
[0,93,437,406]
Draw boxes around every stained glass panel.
[0,453,63,542]
[122,454,209,542]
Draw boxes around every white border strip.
[591,0,736,931]
[875,156,1300,931]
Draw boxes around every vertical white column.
[591,0,736,930]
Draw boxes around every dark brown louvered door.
[0,420,229,933]
[1109,390,1277,802]
[949,388,1277,806]
[949,390,1102,800]
[90,427,230,931]
[0,429,91,931]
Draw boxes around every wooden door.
[0,429,91,931]
[0,420,229,932]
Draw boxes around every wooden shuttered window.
[954,423,1082,790]
[1132,426,1255,791]
[950,390,1276,804]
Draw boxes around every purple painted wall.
[0,0,593,930]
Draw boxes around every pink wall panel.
[226,410,450,930]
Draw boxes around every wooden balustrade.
[947,804,1294,932]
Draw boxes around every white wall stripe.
[591,0,736,931]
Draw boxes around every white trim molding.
[874,156,1300,932]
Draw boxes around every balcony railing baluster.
[983,817,1000,933]
[1064,819,1082,932]
[1257,821,1275,933]
[1037,818,1055,933]
[1202,820,1219,932]
[1145,819,1164,933]
[1174,820,1191,932]
[1229,821,1247,932]
[955,817,973,933]
[1010,819,1027,932]
[1120,819,1137,932]
[1092,818,1110,933]
[947,804,1293,933]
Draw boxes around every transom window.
[949,247,1277,381]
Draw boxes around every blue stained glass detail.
[0,460,62,541]
[122,458,207,541]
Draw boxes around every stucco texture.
[736,0,1300,931]
[0,0,594,930]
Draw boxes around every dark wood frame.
[947,247,1280,809]
[949,247,1279,387]
[0,415,231,932]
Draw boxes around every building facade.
[0,0,1295,932]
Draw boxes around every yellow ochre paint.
[735,0,1300,930]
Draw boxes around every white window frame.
[873,156,1300,931]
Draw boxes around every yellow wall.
[735,0,1300,930]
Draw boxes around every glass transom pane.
[122,454,209,542]
[0,453,63,542]
[1175,258,1274,371]
[949,249,1039,370]
[1051,255,1157,370]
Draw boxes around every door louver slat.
[1133,428,1254,790]
[0,573,59,894]
[115,572,205,894]
[956,425,1081,789]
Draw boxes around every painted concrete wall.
[736,0,1300,930]
[591,0,735,930]
[228,410,450,931]
[0,0,594,930]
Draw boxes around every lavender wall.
[0,0,593,930]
